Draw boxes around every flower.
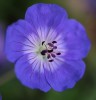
[5,3,91,92]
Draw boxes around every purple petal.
[15,54,51,92]
[5,20,38,62]
[57,19,91,60]
[25,3,68,30]
[45,60,85,92]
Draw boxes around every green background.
[0,0,95,100]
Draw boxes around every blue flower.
[5,3,91,92]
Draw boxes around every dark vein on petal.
[12,49,34,52]
[21,56,37,65]
[27,13,41,40]
[43,62,52,88]
[46,19,59,41]
[15,29,36,46]
[29,33,39,46]
[14,52,37,64]
[46,25,53,41]
[37,15,44,42]
[19,55,38,76]
[30,59,39,80]
[48,61,53,75]
[23,57,38,80]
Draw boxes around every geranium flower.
[5,3,91,92]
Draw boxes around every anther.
[56,52,61,55]
[52,41,57,44]
[49,59,54,62]
[41,50,47,55]
[51,53,56,58]
[48,49,53,53]
[42,41,45,45]
[48,43,54,47]
[47,54,51,59]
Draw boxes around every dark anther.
[56,52,61,55]
[47,54,51,59]
[42,41,45,45]
[52,41,57,44]
[41,50,47,55]
[48,43,54,47]
[48,49,53,53]
[49,59,54,62]
[51,54,56,58]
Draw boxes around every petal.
[45,60,85,92]
[5,19,39,62]
[15,54,51,92]
[57,19,91,60]
[25,3,68,39]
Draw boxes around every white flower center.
[22,28,67,72]
[37,40,61,62]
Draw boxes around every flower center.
[40,41,61,62]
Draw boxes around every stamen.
[56,52,61,55]
[49,59,54,62]
[51,53,56,58]
[41,41,61,62]
[42,41,45,45]
[48,43,54,47]
[48,49,53,53]
[47,54,51,59]
[52,41,57,44]
[41,50,47,55]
